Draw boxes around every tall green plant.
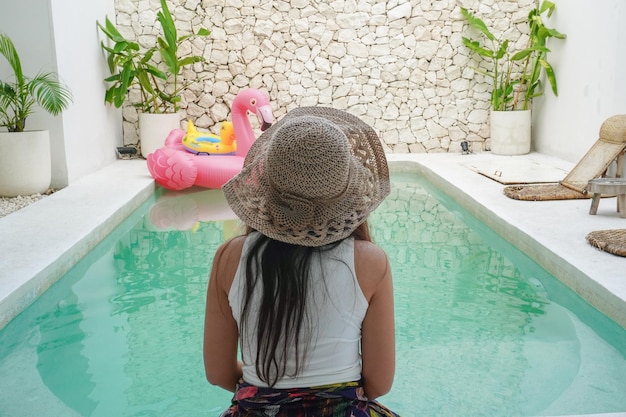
[461,1,566,111]
[97,0,210,113]
[0,33,72,132]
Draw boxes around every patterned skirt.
[219,380,401,417]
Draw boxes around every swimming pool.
[0,171,624,416]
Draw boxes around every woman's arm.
[203,238,244,392]
[356,241,396,400]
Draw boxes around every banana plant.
[97,0,210,113]
[461,1,566,111]
[0,33,72,132]
[515,1,567,110]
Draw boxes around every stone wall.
[113,0,535,153]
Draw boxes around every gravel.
[0,190,56,218]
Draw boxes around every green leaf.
[121,65,132,89]
[544,27,566,39]
[112,41,131,54]
[30,72,73,115]
[539,0,556,17]
[539,58,559,95]
[510,49,533,61]
[101,17,127,43]
[158,0,178,49]
[461,8,496,41]
[159,45,179,74]
[140,48,156,64]
[196,28,211,36]
[462,38,494,58]
[178,56,205,67]
[136,71,156,94]
[144,65,167,80]
[104,87,114,104]
[495,40,508,60]
[0,33,24,85]
[104,74,122,83]
[113,86,125,108]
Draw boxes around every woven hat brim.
[223,107,390,247]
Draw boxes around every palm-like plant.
[0,33,72,132]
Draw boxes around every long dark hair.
[240,221,372,386]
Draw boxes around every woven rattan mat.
[586,229,626,257]
[503,184,590,201]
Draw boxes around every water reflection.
[147,187,237,231]
[35,294,97,416]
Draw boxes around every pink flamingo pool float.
[146,88,274,190]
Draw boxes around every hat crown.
[222,106,390,247]
[267,116,351,202]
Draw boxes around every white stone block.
[414,40,439,60]
[336,12,369,29]
[116,0,137,14]
[388,2,412,21]
[223,19,243,35]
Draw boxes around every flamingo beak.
[256,105,274,131]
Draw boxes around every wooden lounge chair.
[504,114,626,201]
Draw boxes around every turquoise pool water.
[0,172,624,417]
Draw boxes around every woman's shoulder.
[216,234,247,258]
[353,240,390,300]
[212,235,248,290]
[353,239,388,263]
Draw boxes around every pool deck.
[0,153,625,336]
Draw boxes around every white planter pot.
[0,131,51,197]
[139,112,181,158]
[490,109,531,155]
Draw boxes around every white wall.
[0,0,121,189]
[0,0,67,186]
[50,0,122,186]
[534,0,626,166]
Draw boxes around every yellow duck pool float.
[182,120,237,155]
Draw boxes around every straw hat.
[222,107,390,247]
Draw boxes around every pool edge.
[0,160,156,331]
[388,156,626,330]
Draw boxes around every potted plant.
[0,33,72,197]
[97,0,210,157]
[461,1,566,155]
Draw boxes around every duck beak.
[256,105,274,131]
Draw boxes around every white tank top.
[228,232,368,388]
